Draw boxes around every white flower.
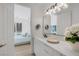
[64,24,79,37]
[64,31,72,37]
[70,25,79,33]
[65,27,70,32]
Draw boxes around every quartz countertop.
[36,37,79,56]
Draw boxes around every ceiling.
[18,3,53,8]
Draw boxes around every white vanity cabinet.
[34,38,48,56]
[34,38,64,56]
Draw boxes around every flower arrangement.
[64,24,79,44]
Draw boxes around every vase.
[72,42,79,51]
[68,42,79,51]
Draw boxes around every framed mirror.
[43,10,72,36]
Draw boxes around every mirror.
[43,11,72,35]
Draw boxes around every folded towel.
[47,37,59,44]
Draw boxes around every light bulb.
[48,9,52,14]
[49,11,51,14]
[57,7,61,12]
[45,11,51,15]
[58,3,63,8]
[52,9,56,13]
[53,6,60,13]
[45,12,49,15]
[54,6,57,10]
[63,3,68,9]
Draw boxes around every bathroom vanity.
[34,37,79,56]
[33,4,79,56]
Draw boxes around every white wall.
[71,4,79,25]
[14,4,31,34]
[31,6,44,38]
[0,4,15,55]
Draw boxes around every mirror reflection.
[43,3,72,35]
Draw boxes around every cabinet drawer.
[39,40,62,56]
[34,39,64,56]
[34,39,48,56]
[37,39,64,56]
[42,44,63,56]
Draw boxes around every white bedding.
[15,33,31,45]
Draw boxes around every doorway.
[14,4,32,56]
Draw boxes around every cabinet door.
[34,39,63,56]
[0,4,15,56]
[34,39,40,56]
[34,39,48,56]
[42,44,64,56]
[0,4,8,55]
[38,39,63,56]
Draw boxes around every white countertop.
[37,37,79,56]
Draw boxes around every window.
[51,25,56,33]
[50,14,57,33]
[15,23,22,32]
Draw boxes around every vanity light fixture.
[46,8,51,15]
[45,9,49,15]
[45,3,68,15]
[63,3,68,9]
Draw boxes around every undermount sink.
[47,37,59,44]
